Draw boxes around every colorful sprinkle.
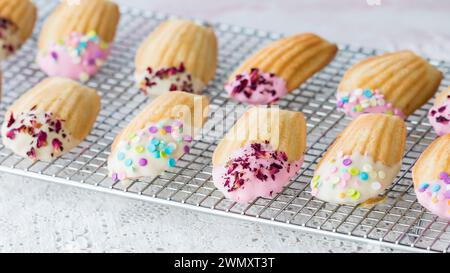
[168,158,176,167]
[337,89,405,118]
[117,152,125,161]
[138,158,148,167]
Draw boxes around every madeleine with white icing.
[337,50,442,118]
[226,33,337,105]
[212,107,307,203]
[37,0,120,82]
[0,0,37,60]
[1,77,101,161]
[108,91,209,182]
[412,134,450,219]
[311,113,406,205]
[135,19,218,96]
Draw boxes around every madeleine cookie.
[337,50,442,118]
[0,0,37,60]
[1,77,100,161]
[412,135,450,219]
[37,0,120,82]
[428,87,450,136]
[135,19,218,96]
[212,107,306,203]
[225,33,337,105]
[311,114,406,205]
[108,91,209,182]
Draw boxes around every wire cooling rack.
[0,0,449,253]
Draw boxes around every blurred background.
[115,0,450,60]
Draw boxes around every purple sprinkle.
[95,51,103,58]
[337,101,344,108]
[51,51,58,61]
[343,158,352,166]
[445,177,450,185]
[184,135,193,142]
[444,190,450,199]
[439,172,449,180]
[112,173,118,181]
[149,126,158,134]
[164,126,172,133]
[138,158,148,167]
[183,145,190,153]
[87,58,96,66]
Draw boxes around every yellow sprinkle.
[160,129,167,135]
[351,191,361,200]
[385,110,393,115]
[135,145,144,154]
[350,167,360,176]
[355,105,363,112]
[160,151,166,158]
[100,41,109,49]
[339,192,346,199]
[128,133,136,141]
[87,30,97,37]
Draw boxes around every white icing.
[0,18,21,60]
[311,152,401,205]
[135,71,205,97]
[108,119,193,183]
[1,109,74,161]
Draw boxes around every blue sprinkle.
[168,158,176,167]
[164,146,174,155]
[420,183,429,189]
[342,96,349,103]
[125,159,133,167]
[147,143,156,152]
[359,172,369,181]
[431,184,441,193]
[151,138,160,146]
[117,152,125,161]
[159,141,167,149]
[363,89,373,98]
[152,151,160,158]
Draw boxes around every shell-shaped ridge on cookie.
[135,19,218,95]
[337,50,442,117]
[311,113,407,205]
[1,77,101,161]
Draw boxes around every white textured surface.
[0,173,398,253]
[2,0,448,252]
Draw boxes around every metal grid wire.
[0,0,449,252]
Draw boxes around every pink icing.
[428,99,450,136]
[212,141,303,203]
[37,32,111,81]
[415,172,450,220]
[337,89,406,119]
[225,68,288,105]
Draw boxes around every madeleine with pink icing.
[428,87,450,136]
[212,107,307,203]
[337,50,442,118]
[226,33,337,105]
[412,134,450,220]
[36,0,120,82]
